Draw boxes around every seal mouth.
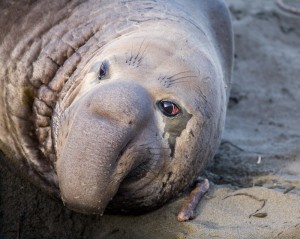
[123,158,155,183]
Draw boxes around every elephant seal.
[0,0,233,218]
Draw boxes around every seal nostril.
[117,139,132,162]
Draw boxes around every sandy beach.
[1,0,300,238]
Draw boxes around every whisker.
[139,42,149,59]
[135,38,146,61]
[128,42,134,64]
[168,80,191,87]
[168,70,192,79]
[168,75,198,82]
[137,140,158,147]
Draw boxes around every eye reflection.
[158,100,181,117]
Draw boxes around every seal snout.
[56,81,152,214]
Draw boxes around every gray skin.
[0,0,233,215]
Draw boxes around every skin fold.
[0,0,233,215]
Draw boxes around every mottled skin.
[0,0,233,215]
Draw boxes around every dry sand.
[1,0,300,238]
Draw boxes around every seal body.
[0,0,233,214]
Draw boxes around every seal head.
[54,24,227,214]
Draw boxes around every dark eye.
[98,60,108,80]
[158,100,181,117]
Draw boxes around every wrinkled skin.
[0,0,233,215]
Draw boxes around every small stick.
[276,0,300,16]
[177,178,209,222]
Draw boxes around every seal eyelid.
[157,100,181,117]
[98,60,109,80]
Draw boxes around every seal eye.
[98,60,108,80]
[158,100,181,117]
